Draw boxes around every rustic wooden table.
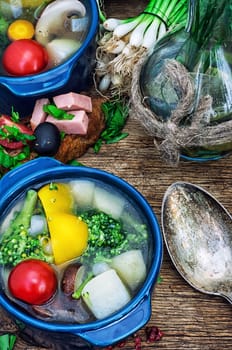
[1,1,232,349]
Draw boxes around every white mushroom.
[35,0,87,46]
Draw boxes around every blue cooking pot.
[0,157,163,348]
[0,0,98,118]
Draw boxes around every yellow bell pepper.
[38,183,74,215]
[47,213,88,265]
[5,0,44,8]
[38,183,88,265]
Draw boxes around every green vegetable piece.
[68,159,85,166]
[157,275,163,284]
[94,98,129,153]
[0,145,31,171]
[0,189,53,266]
[79,210,148,264]
[72,272,93,299]
[11,107,20,123]
[0,334,17,350]
[1,125,35,143]
[0,17,10,53]
[3,190,38,239]
[43,104,74,120]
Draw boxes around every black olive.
[32,122,61,156]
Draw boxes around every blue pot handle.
[73,295,151,347]
[0,64,72,97]
[0,157,62,196]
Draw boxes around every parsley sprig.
[0,145,31,170]
[0,334,17,350]
[0,125,34,144]
[43,104,74,120]
[94,98,129,153]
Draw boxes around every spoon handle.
[221,293,232,304]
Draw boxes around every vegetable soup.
[0,178,152,323]
[0,0,90,76]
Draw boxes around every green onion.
[96,0,188,94]
[96,0,106,23]
[178,0,228,71]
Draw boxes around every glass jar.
[140,0,232,160]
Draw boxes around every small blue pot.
[0,0,98,118]
[0,157,163,348]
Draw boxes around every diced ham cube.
[53,92,92,113]
[46,110,89,135]
[30,98,49,130]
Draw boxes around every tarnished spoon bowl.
[161,182,232,303]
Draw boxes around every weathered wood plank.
[1,1,232,349]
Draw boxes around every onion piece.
[46,38,81,66]
[29,215,47,236]
[92,261,110,276]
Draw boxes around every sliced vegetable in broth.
[0,178,151,323]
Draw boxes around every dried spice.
[101,325,163,350]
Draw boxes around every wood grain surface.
[1,1,232,349]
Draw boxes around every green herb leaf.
[68,159,85,167]
[43,104,74,120]
[60,131,66,140]
[11,107,20,123]
[0,16,10,51]
[157,275,163,284]
[0,334,17,350]
[49,182,58,191]
[105,132,129,144]
[0,145,31,169]
[1,125,35,143]
[94,98,129,153]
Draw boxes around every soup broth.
[0,178,152,323]
[0,0,90,75]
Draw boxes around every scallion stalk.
[96,0,188,94]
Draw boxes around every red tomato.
[8,259,57,305]
[2,39,48,76]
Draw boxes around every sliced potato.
[93,186,125,219]
[110,250,147,291]
[81,269,131,319]
[70,180,95,207]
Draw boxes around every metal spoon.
[161,182,232,303]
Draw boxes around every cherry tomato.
[2,39,48,76]
[8,259,57,305]
[0,115,33,149]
